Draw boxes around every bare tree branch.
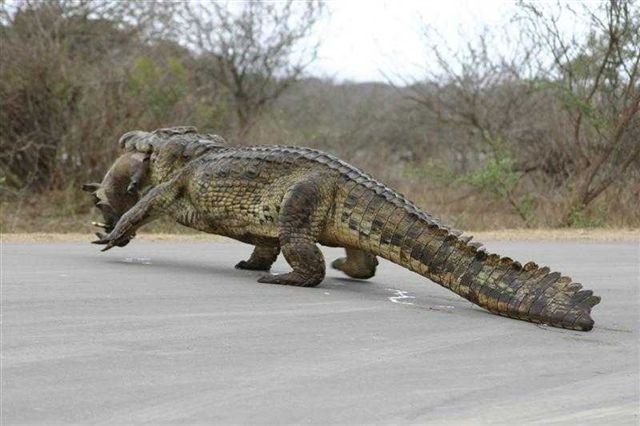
[175,1,325,138]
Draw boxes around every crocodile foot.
[92,231,135,251]
[235,260,272,271]
[257,272,322,287]
[331,249,378,279]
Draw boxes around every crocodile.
[83,126,601,331]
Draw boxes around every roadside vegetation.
[1,0,638,233]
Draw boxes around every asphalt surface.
[2,239,639,424]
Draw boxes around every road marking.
[387,288,416,305]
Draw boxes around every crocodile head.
[82,151,150,243]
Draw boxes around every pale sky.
[306,0,599,83]
[309,0,519,82]
[3,0,593,83]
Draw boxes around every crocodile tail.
[330,171,600,331]
[338,191,602,331]
[378,220,601,331]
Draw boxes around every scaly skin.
[86,127,601,331]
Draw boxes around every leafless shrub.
[402,0,639,226]
[519,0,639,222]
[0,0,637,230]
[176,0,325,138]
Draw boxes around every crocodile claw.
[101,241,116,252]
[92,233,134,250]
[91,237,117,251]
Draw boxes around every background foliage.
[1,0,638,232]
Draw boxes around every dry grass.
[3,181,638,236]
[3,228,638,243]
[470,228,639,241]
[1,233,227,243]
[3,190,638,243]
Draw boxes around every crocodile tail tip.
[569,291,601,331]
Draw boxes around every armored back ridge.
[86,127,601,331]
[118,126,227,184]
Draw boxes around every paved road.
[2,240,638,424]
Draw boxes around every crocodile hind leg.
[258,176,335,287]
[332,248,378,279]
[235,245,280,271]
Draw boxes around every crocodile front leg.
[258,175,336,287]
[235,245,280,271]
[93,179,183,251]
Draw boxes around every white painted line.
[387,288,416,305]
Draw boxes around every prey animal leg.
[258,175,336,287]
[235,245,280,271]
[331,248,379,279]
